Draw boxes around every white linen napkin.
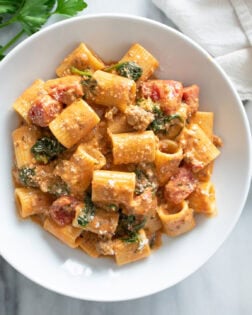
[152,0,252,101]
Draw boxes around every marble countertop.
[1,0,252,314]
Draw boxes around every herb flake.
[31,136,66,164]
[18,166,38,187]
[77,193,95,227]
[104,61,143,81]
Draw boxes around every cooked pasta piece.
[49,98,100,148]
[15,187,52,218]
[73,207,119,236]
[196,162,214,182]
[114,229,151,265]
[84,70,136,112]
[12,125,41,168]
[79,231,101,258]
[188,181,217,216]
[79,142,106,170]
[181,124,220,172]
[56,43,105,77]
[13,79,45,123]
[190,111,214,139]
[44,75,84,105]
[145,229,163,250]
[111,130,156,165]
[144,209,163,234]
[119,43,159,85]
[189,112,215,180]
[44,218,82,248]
[155,140,183,186]
[128,187,157,216]
[92,170,136,206]
[106,110,133,134]
[54,143,102,196]
[157,201,196,237]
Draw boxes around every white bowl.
[0,14,251,301]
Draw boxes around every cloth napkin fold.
[152,0,252,101]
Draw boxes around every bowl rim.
[0,13,251,301]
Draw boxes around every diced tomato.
[28,95,62,127]
[49,82,84,105]
[49,196,80,226]
[182,84,199,116]
[164,167,197,204]
[141,80,183,114]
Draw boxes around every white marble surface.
[1,0,252,314]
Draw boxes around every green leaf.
[48,180,70,197]
[77,193,95,227]
[18,166,38,187]
[105,61,143,81]
[55,0,87,16]
[148,105,184,137]
[116,213,146,240]
[71,66,92,77]
[17,0,56,34]
[121,232,139,243]
[0,45,4,60]
[0,0,20,14]
[31,136,66,164]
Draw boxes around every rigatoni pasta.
[56,43,105,77]
[13,79,45,123]
[11,42,222,266]
[12,125,41,168]
[85,70,136,112]
[111,130,156,165]
[49,98,100,148]
[119,43,159,85]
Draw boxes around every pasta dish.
[12,43,222,265]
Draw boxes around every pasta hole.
[159,140,178,154]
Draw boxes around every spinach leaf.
[31,136,66,164]
[77,193,95,227]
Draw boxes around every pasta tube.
[85,70,136,112]
[190,112,214,139]
[155,140,183,186]
[120,43,159,85]
[13,79,45,123]
[92,170,136,205]
[54,143,100,196]
[114,229,151,265]
[56,43,105,77]
[79,231,100,258]
[181,124,220,172]
[73,207,119,236]
[44,75,83,105]
[15,187,52,218]
[44,218,82,248]
[157,201,196,237]
[12,125,41,168]
[188,181,217,216]
[49,99,100,148]
[111,130,156,165]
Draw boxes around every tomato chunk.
[49,196,80,226]
[182,84,199,116]
[28,95,62,127]
[141,80,183,114]
[164,167,197,204]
